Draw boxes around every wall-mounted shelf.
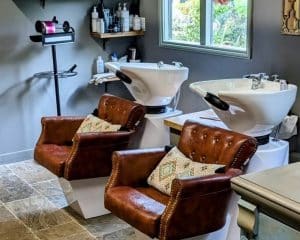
[91,31,145,49]
[91,30,144,39]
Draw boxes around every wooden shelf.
[91,31,145,39]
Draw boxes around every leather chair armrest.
[36,116,84,145]
[64,131,133,180]
[73,131,133,147]
[106,148,167,189]
[159,168,242,240]
[171,168,242,197]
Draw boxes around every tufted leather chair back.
[98,94,146,130]
[178,120,257,170]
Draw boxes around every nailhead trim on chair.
[64,140,80,179]
[127,107,145,130]
[36,118,49,145]
[159,180,232,240]
[231,139,258,169]
[105,154,122,191]
[38,123,45,144]
[159,180,182,240]
[99,95,145,131]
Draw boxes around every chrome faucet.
[251,76,262,90]
[244,73,268,90]
[157,61,164,68]
[172,61,184,67]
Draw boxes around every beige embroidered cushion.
[147,147,225,195]
[75,114,121,136]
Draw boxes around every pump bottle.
[91,6,98,32]
[121,3,130,32]
[96,56,105,74]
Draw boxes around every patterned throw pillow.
[147,147,225,195]
[75,114,121,137]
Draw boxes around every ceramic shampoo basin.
[190,78,297,136]
[105,62,189,107]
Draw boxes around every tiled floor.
[0,160,135,240]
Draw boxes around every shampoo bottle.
[96,56,105,74]
[121,2,130,32]
[116,2,122,18]
[91,6,98,32]
[133,15,141,31]
[100,18,105,33]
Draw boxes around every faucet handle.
[243,74,251,78]
[157,61,164,68]
[172,61,183,67]
[243,74,259,80]
[258,72,266,77]
[258,72,270,80]
[243,73,259,78]
[271,74,280,82]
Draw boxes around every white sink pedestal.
[138,109,182,148]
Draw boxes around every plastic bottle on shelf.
[116,2,122,18]
[96,19,101,33]
[121,2,130,32]
[91,6,98,32]
[133,15,141,31]
[129,15,134,30]
[96,56,105,74]
[140,17,146,31]
[100,18,105,33]
[111,52,118,62]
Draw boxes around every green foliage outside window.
[213,0,247,49]
[171,0,247,49]
[172,0,200,43]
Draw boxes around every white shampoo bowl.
[105,62,189,106]
[190,78,297,136]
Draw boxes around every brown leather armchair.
[34,94,146,181]
[105,120,257,240]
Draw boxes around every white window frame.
[159,0,253,59]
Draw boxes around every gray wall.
[140,0,300,150]
[1,0,300,159]
[0,0,133,159]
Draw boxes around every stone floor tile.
[32,179,69,209]
[35,221,87,240]
[100,227,136,240]
[6,195,72,231]
[0,174,38,203]
[0,220,39,240]
[65,209,133,239]
[1,160,135,240]
[58,178,74,203]
[0,165,13,175]
[46,194,69,209]
[7,160,56,184]
[32,179,64,196]
[61,231,96,240]
[0,204,16,222]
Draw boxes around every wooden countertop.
[231,163,300,228]
[164,109,228,131]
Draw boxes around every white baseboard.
[0,149,33,165]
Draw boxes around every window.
[159,0,252,58]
